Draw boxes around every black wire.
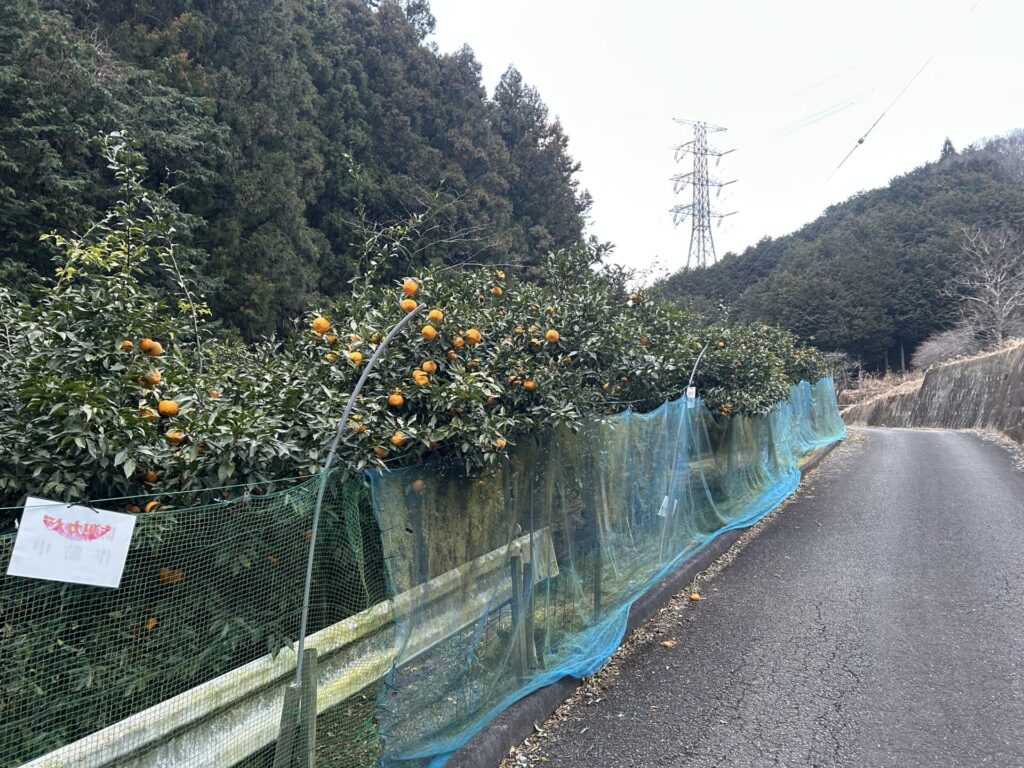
[713,0,985,308]
[827,0,983,181]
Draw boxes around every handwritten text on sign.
[6,497,137,588]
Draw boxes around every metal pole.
[296,648,318,768]
[509,554,527,680]
[275,302,425,761]
[292,302,425,687]
[688,342,712,391]
[272,684,301,768]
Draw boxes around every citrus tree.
[0,134,834,517]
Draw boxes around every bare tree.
[910,326,981,369]
[950,226,1024,345]
[995,129,1024,183]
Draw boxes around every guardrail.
[22,528,558,768]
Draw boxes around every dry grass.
[930,335,1024,369]
[841,337,1024,413]
[838,369,923,408]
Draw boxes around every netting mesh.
[2,379,843,768]
[369,378,845,767]
[1,471,389,768]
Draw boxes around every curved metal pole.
[688,341,712,390]
[293,302,426,686]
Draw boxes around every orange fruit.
[465,328,482,345]
[144,617,158,632]
[421,325,437,340]
[545,329,560,344]
[164,430,185,445]
[141,469,158,484]
[120,340,134,352]
[427,309,443,323]
[496,437,507,450]
[145,500,161,513]
[495,270,506,280]
[530,338,541,346]
[208,389,220,398]
[401,298,417,313]
[143,370,162,387]
[390,431,406,447]
[325,333,337,344]
[139,407,158,421]
[348,351,364,365]
[388,391,405,408]
[351,423,368,434]
[374,446,388,458]
[159,566,185,585]
[514,325,524,335]
[325,352,339,363]
[139,338,156,353]
[446,350,458,360]
[126,503,141,513]
[312,316,331,335]
[640,336,649,347]
[267,554,280,566]
[146,341,164,357]
[412,369,429,386]
[402,279,419,297]
[452,335,465,348]
[545,306,555,316]
[717,340,725,348]
[523,379,537,391]
[490,286,503,297]
[157,400,179,417]
[411,478,426,493]
[421,360,437,374]
[689,593,701,601]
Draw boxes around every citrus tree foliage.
[0,138,831,517]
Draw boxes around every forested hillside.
[1,0,589,337]
[659,135,1024,369]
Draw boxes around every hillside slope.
[659,135,1024,369]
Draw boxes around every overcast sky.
[428,0,1023,280]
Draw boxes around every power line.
[827,0,984,181]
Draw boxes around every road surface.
[522,428,1024,767]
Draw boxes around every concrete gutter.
[447,438,843,768]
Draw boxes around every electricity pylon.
[671,119,737,269]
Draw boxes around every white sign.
[686,386,697,399]
[6,497,137,588]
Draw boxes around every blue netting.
[368,378,845,766]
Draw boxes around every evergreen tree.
[0,0,591,336]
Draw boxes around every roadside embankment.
[844,340,1024,443]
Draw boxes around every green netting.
[2,379,843,768]
[369,378,845,767]
[0,470,389,768]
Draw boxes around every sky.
[427,0,1024,280]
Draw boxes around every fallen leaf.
[660,639,678,648]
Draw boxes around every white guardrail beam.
[22,528,558,768]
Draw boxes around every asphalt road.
[526,429,1024,767]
